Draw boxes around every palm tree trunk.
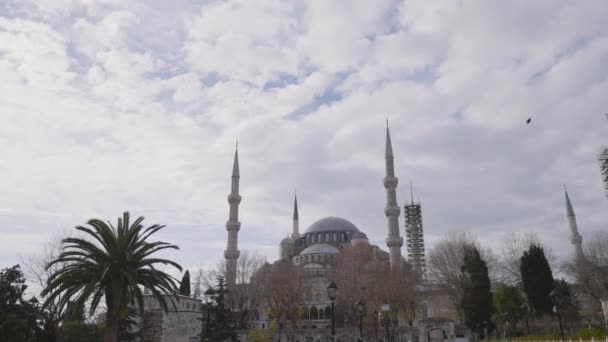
[105,289,121,342]
[105,311,120,342]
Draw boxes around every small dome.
[280,236,294,245]
[352,231,368,240]
[300,243,340,255]
[305,217,360,233]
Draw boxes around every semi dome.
[300,243,340,255]
[352,231,368,240]
[280,236,294,245]
[305,216,360,233]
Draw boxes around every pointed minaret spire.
[565,187,584,260]
[232,141,239,178]
[225,144,241,286]
[292,193,300,239]
[385,120,394,160]
[383,121,404,271]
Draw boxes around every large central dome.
[305,216,360,233]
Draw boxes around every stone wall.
[140,294,202,342]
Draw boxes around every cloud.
[0,0,607,285]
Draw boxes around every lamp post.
[356,300,365,342]
[521,302,530,335]
[327,282,338,342]
[381,303,391,342]
[550,290,565,341]
[373,310,379,341]
[503,312,509,341]
[203,288,214,342]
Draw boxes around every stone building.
[138,294,202,342]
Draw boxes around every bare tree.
[496,232,559,287]
[563,231,608,305]
[255,260,310,329]
[427,232,496,320]
[198,250,267,328]
[20,232,71,339]
[498,232,541,286]
[330,244,418,329]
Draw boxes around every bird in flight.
[526,118,532,124]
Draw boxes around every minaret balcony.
[226,221,241,231]
[386,236,404,247]
[385,205,401,216]
[224,249,240,259]
[570,234,582,244]
[227,194,242,204]
[383,176,399,188]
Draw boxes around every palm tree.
[42,212,182,342]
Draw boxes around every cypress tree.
[179,270,191,297]
[520,244,554,315]
[200,276,237,342]
[461,246,493,338]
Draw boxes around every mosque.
[223,123,408,289]
[219,123,458,341]
[138,123,457,342]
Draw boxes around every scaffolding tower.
[404,182,426,278]
[600,146,608,198]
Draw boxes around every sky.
[1,0,607,287]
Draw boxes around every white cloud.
[0,0,607,284]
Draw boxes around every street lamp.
[203,288,215,342]
[356,300,365,341]
[381,302,391,342]
[327,282,338,342]
[372,310,379,341]
[550,290,565,341]
[521,302,530,335]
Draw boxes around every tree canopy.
[461,246,493,338]
[520,244,554,315]
[42,212,182,342]
[179,270,191,297]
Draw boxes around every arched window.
[324,306,331,319]
[310,307,318,320]
[319,308,324,320]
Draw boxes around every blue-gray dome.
[300,243,340,255]
[305,217,360,233]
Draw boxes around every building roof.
[300,243,340,255]
[305,216,360,233]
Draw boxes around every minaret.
[383,122,404,271]
[224,145,241,286]
[292,194,300,239]
[404,181,426,277]
[565,188,584,260]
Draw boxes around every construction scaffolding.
[600,146,608,198]
[404,199,426,278]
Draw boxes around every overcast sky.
[1,0,607,285]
